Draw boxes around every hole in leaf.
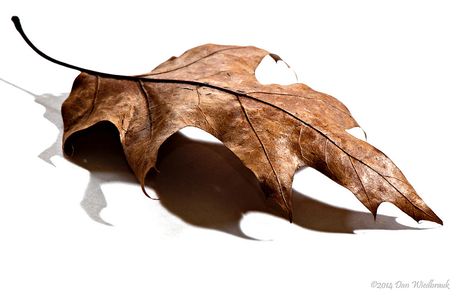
[346,127,367,141]
[255,54,298,85]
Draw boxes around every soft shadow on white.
[1,78,422,239]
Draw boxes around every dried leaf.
[13,16,442,224]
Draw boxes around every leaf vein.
[247,91,351,116]
[136,46,249,77]
[137,81,153,138]
[348,156,373,212]
[236,95,289,212]
[195,87,219,136]
[86,75,100,120]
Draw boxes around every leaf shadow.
[64,120,417,239]
[0,78,112,225]
[1,78,417,239]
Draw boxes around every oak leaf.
[13,16,442,224]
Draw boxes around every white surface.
[1,1,472,295]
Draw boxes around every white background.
[1,1,472,295]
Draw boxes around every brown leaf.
[13,17,442,225]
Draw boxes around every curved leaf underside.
[61,44,442,224]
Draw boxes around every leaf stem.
[11,16,230,89]
[11,16,136,80]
